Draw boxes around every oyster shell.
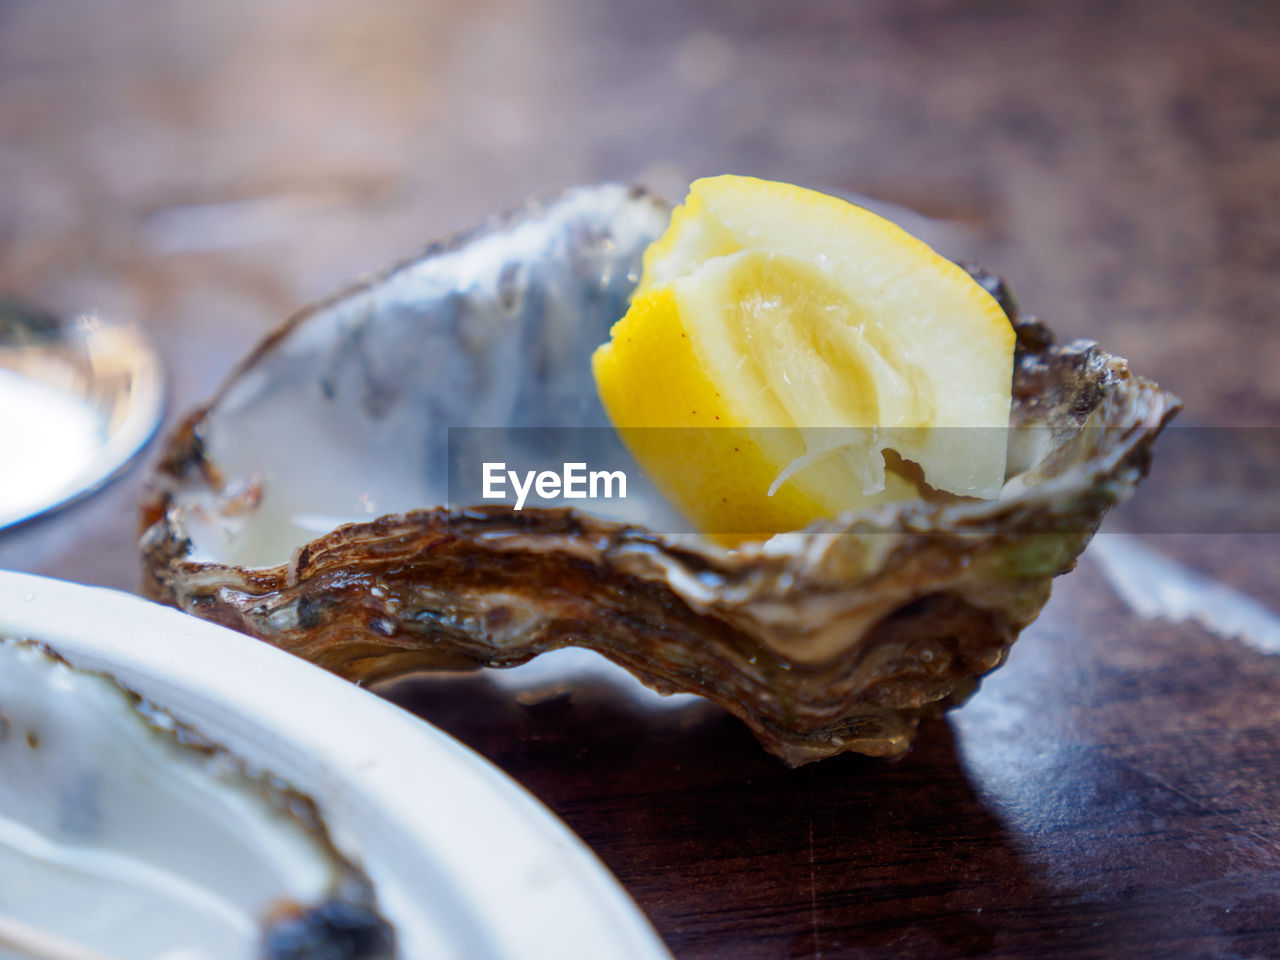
[140,185,1179,766]
[0,637,392,959]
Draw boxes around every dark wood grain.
[377,550,1280,959]
[2,0,1278,957]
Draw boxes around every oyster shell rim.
[138,186,1182,766]
[0,634,394,954]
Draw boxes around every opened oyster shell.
[140,185,1178,766]
[0,638,392,959]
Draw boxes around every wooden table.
[2,1,1278,956]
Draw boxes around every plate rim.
[0,571,672,960]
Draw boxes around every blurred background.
[7,0,1279,584]
[4,4,1280,957]
[4,0,1279,409]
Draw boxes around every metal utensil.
[0,298,164,530]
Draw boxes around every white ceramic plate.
[0,571,671,960]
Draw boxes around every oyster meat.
[141,185,1178,766]
[0,638,393,959]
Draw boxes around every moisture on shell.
[140,184,1179,766]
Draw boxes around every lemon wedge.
[592,175,1015,540]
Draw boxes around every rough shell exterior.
[140,186,1179,766]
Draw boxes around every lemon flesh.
[592,175,1015,540]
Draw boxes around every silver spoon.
[0,298,164,530]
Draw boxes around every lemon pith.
[593,175,1015,541]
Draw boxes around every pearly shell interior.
[175,184,681,569]
[141,184,1179,765]
[0,638,391,958]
